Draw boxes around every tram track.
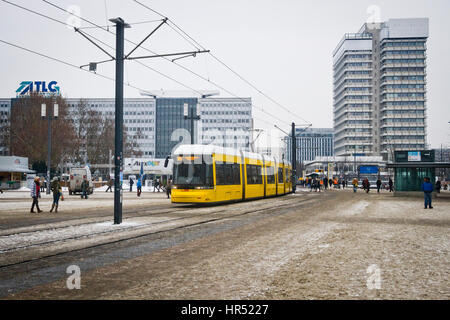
[0,195,317,269]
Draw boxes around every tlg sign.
[16,81,60,96]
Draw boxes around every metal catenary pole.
[291,122,296,193]
[46,108,52,194]
[111,17,128,225]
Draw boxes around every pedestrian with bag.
[389,178,394,192]
[421,177,434,209]
[30,176,43,213]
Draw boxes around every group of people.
[30,176,63,213]
[128,177,173,199]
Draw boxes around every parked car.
[69,166,93,195]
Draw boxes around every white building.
[333,18,428,160]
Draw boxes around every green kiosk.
[388,150,435,192]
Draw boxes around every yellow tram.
[171,144,292,204]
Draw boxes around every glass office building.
[155,97,198,158]
[286,128,334,163]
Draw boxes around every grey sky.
[1,0,449,148]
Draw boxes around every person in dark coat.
[363,178,370,193]
[328,179,332,188]
[81,179,89,199]
[388,178,394,192]
[105,178,113,192]
[30,177,43,213]
[376,178,382,193]
[129,177,134,192]
[166,179,172,199]
[421,177,434,209]
[323,177,328,190]
[435,180,441,193]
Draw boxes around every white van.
[69,166,93,195]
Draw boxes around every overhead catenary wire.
[0,39,144,92]
[2,0,289,133]
[38,0,290,127]
[0,4,266,134]
[132,0,311,126]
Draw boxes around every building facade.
[0,99,11,156]
[0,92,253,160]
[286,128,334,163]
[333,18,428,159]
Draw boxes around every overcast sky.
[1,0,449,149]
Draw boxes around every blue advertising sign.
[16,81,60,96]
[359,166,378,174]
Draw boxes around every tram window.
[266,166,275,184]
[286,169,291,183]
[278,168,284,183]
[232,164,241,184]
[173,162,213,187]
[216,163,241,185]
[246,164,262,184]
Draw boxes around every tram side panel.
[276,164,285,195]
[265,162,277,197]
[244,157,265,200]
[213,153,243,202]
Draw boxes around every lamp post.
[184,103,200,144]
[41,103,58,194]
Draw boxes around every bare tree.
[10,93,76,168]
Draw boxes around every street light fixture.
[41,103,58,194]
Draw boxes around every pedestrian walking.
[389,178,394,192]
[30,176,43,213]
[421,177,434,209]
[166,179,172,199]
[323,177,328,190]
[39,178,44,193]
[435,180,441,193]
[341,179,346,190]
[153,178,160,192]
[328,178,332,188]
[105,178,113,192]
[129,177,134,192]
[50,177,61,213]
[376,178,382,193]
[81,178,89,199]
[137,178,142,197]
[363,178,370,193]
[352,178,358,193]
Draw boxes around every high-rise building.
[286,128,334,163]
[333,18,428,160]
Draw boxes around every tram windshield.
[173,155,213,188]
